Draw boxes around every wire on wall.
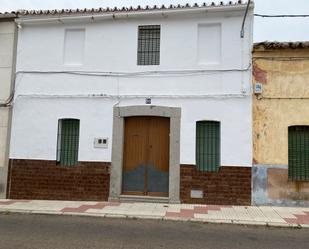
[254,14,309,18]
[0,93,14,107]
[12,66,252,105]
[240,0,251,38]
[15,93,251,100]
[15,65,252,78]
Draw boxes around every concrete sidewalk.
[1,199,309,228]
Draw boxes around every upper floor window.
[196,121,220,171]
[137,25,160,66]
[288,126,309,181]
[57,119,80,166]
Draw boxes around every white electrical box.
[254,82,263,94]
[94,138,108,148]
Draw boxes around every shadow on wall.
[252,164,309,207]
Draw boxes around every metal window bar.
[57,119,80,166]
[288,126,309,181]
[196,121,220,172]
[137,25,160,65]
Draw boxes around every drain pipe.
[240,0,252,38]
[239,0,253,94]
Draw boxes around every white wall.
[0,20,15,197]
[11,7,253,167]
[0,21,15,167]
[11,97,252,166]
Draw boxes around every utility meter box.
[94,138,108,148]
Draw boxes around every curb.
[0,209,306,229]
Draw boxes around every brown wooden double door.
[122,116,170,197]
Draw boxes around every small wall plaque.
[145,98,151,104]
[255,82,263,94]
[190,190,203,199]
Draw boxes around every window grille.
[196,121,220,171]
[137,25,160,65]
[57,119,80,166]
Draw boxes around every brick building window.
[288,126,309,181]
[57,119,80,166]
[196,121,220,171]
[137,25,160,65]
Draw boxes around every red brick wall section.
[8,159,111,201]
[180,165,251,205]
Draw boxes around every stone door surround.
[109,105,181,203]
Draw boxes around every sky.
[0,0,308,42]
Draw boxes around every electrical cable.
[0,93,14,107]
[15,93,251,100]
[254,14,309,18]
[15,65,252,78]
[13,66,252,104]
[240,0,251,38]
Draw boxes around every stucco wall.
[10,9,253,167]
[252,48,309,206]
[0,20,15,197]
[253,49,309,165]
[11,97,252,166]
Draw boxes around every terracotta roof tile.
[1,1,250,17]
[254,41,309,50]
[0,12,16,18]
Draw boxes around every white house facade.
[0,13,16,198]
[8,2,254,204]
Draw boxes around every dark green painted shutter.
[58,119,80,166]
[196,121,220,171]
[288,126,309,181]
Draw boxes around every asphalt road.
[0,214,308,249]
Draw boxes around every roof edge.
[15,1,252,18]
[254,41,309,50]
[0,13,16,19]
[17,4,253,25]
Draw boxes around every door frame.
[109,105,181,203]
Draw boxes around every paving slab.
[0,199,308,228]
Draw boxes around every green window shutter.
[57,119,80,166]
[288,126,309,181]
[196,121,220,171]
